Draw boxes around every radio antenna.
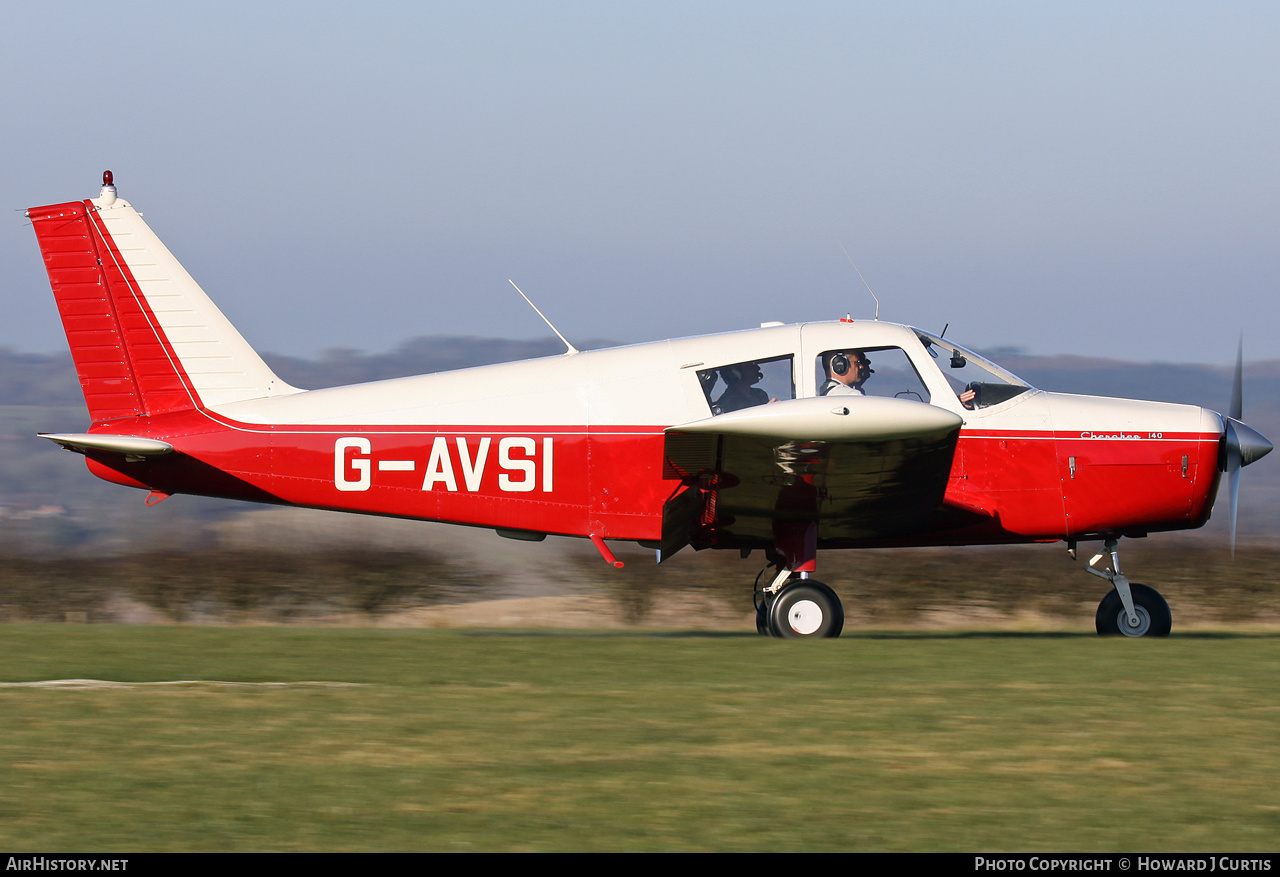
[509,280,579,355]
[836,239,880,321]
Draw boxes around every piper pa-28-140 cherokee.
[27,173,1273,638]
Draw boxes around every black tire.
[754,571,778,636]
[756,598,772,636]
[1095,583,1172,637]
[768,581,844,639]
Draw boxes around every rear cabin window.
[698,355,794,415]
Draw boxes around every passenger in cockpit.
[820,350,872,396]
[713,362,771,414]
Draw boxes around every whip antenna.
[836,239,880,321]
[509,280,579,355]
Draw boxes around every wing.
[661,396,972,558]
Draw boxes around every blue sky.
[4,2,1278,363]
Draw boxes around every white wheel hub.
[787,599,824,635]
[1118,605,1152,637]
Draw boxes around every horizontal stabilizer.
[39,433,174,457]
[667,396,963,442]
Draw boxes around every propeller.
[1219,337,1273,555]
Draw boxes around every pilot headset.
[723,363,764,383]
[830,351,873,376]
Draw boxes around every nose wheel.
[1095,582,1171,637]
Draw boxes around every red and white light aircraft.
[28,173,1273,638]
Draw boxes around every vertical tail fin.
[28,177,298,424]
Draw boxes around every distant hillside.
[3,339,1278,552]
[0,337,614,407]
[0,349,85,407]
[6,340,1276,409]
[996,352,1280,414]
[262,335,619,390]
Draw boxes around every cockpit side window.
[698,355,794,415]
[815,347,931,403]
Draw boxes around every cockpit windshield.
[915,331,1034,410]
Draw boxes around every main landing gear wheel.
[1095,583,1171,637]
[768,581,845,639]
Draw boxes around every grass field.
[1,626,1277,851]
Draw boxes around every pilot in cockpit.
[820,350,872,396]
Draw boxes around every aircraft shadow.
[462,629,1279,640]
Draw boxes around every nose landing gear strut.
[1072,538,1172,637]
